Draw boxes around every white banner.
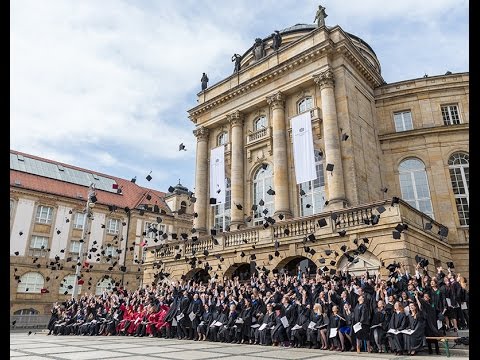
[291,112,317,184]
[210,146,226,205]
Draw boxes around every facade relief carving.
[313,68,335,90]
[266,91,285,110]
[193,126,210,141]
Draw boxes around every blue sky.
[11,0,468,194]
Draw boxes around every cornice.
[378,123,469,142]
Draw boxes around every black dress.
[353,303,371,341]
[404,312,426,352]
[386,311,408,352]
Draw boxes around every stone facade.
[144,24,468,286]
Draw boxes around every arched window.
[59,274,82,295]
[254,116,267,131]
[399,158,434,218]
[448,152,469,225]
[217,132,229,146]
[297,97,313,114]
[14,308,39,315]
[253,164,274,225]
[299,150,326,216]
[95,277,115,295]
[17,272,44,293]
[180,201,187,213]
[214,178,231,231]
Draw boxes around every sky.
[10,0,469,194]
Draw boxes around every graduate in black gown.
[291,302,310,347]
[418,292,441,354]
[353,295,372,353]
[386,301,408,355]
[404,299,426,355]
[196,303,212,341]
[328,304,346,351]
[371,299,388,353]
[235,297,253,343]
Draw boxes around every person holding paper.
[153,304,170,338]
[425,278,446,332]
[386,301,408,355]
[257,303,275,345]
[217,303,238,343]
[339,303,355,351]
[196,303,212,341]
[371,300,388,353]
[271,304,288,346]
[403,300,426,355]
[290,301,311,347]
[417,292,441,354]
[235,297,253,343]
[281,295,296,347]
[210,303,228,342]
[187,292,204,340]
[328,305,346,351]
[353,295,372,353]
[176,290,191,340]
[306,303,327,349]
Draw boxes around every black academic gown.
[387,311,408,352]
[236,306,253,341]
[404,313,426,352]
[271,313,287,343]
[328,313,346,347]
[291,305,310,345]
[419,298,441,337]
[353,303,371,341]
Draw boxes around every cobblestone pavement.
[10,332,468,360]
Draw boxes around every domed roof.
[172,181,189,195]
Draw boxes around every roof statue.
[253,38,265,60]
[232,54,241,73]
[271,30,282,51]
[314,4,328,28]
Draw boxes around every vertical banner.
[291,112,317,184]
[210,146,226,204]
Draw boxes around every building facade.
[143,22,468,285]
[10,150,193,315]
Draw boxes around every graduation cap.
[447,261,454,269]
[193,212,198,218]
[274,250,280,257]
[304,246,311,253]
[146,172,153,181]
[386,263,398,272]
[251,204,258,211]
[438,227,448,237]
[268,254,274,261]
[392,230,401,239]
[318,258,326,264]
[250,254,256,260]
[278,214,284,220]
[300,189,306,196]
[395,223,407,232]
[261,163,268,170]
[330,260,336,266]
[309,248,316,256]
[284,228,290,236]
[377,205,386,214]
[203,249,209,256]
[262,208,268,215]
[130,176,137,183]
[363,218,371,225]
[340,245,347,252]
[424,222,433,231]
[391,196,400,206]
[338,229,347,237]
[341,133,349,141]
[124,207,130,213]
[65,218,70,223]
[318,218,327,227]
[171,233,178,239]
[245,216,252,223]
[325,249,332,256]
[371,214,380,225]
[267,188,275,196]
[240,251,245,258]
[14,251,19,256]
[357,243,367,254]
[381,187,388,193]
[329,268,337,276]
[175,254,181,260]
[308,234,316,242]
[306,204,312,208]
[179,142,186,151]
[209,198,217,205]
[259,199,265,206]
[235,203,243,210]
[326,163,334,172]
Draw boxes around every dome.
[172,181,190,195]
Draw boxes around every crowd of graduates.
[47,261,469,356]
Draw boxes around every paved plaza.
[10,331,468,360]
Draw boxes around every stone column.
[313,68,346,209]
[266,91,292,217]
[228,111,245,226]
[193,126,209,232]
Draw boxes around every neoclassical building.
[10,150,194,315]
[143,21,468,285]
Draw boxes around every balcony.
[247,126,271,145]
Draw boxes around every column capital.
[313,68,335,90]
[193,126,209,141]
[266,91,285,110]
[227,110,244,127]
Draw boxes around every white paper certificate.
[281,316,289,328]
[329,327,338,338]
[308,321,316,330]
[176,313,184,321]
[259,323,267,331]
[353,322,362,333]
[189,312,196,321]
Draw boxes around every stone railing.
[273,218,317,239]
[247,127,269,144]
[155,243,175,258]
[225,229,259,247]
[185,236,215,255]
[333,207,375,229]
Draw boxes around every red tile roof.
[10,150,172,214]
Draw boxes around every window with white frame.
[106,218,120,234]
[69,240,81,256]
[141,247,148,262]
[441,104,460,125]
[253,165,274,225]
[95,277,115,295]
[17,272,44,293]
[297,97,313,114]
[28,236,49,257]
[35,205,53,224]
[104,245,118,259]
[399,158,434,219]
[300,150,326,216]
[217,132,229,146]
[254,116,267,131]
[393,111,413,132]
[448,152,469,226]
[73,212,86,229]
[213,178,231,231]
[59,274,82,295]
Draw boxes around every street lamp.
[71,183,96,300]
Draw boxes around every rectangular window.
[104,245,118,259]
[69,240,81,255]
[106,219,119,234]
[393,111,413,132]
[29,236,49,257]
[441,104,460,125]
[145,222,158,239]
[35,205,53,224]
[73,213,86,229]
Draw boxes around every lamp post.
[71,183,96,300]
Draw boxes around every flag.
[291,112,317,184]
[210,146,226,204]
